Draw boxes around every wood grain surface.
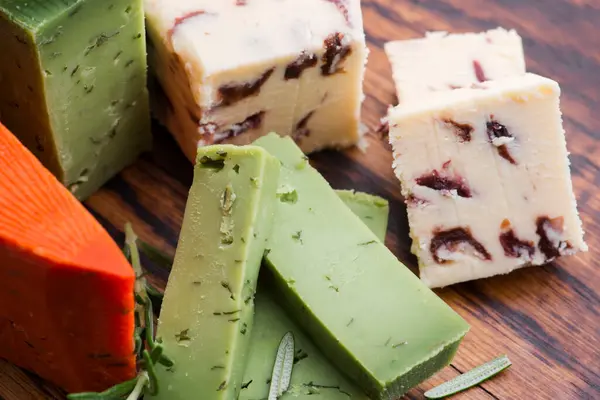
[1,0,599,399]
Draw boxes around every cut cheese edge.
[0,122,135,392]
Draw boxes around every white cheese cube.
[145,0,367,162]
[388,73,587,288]
[385,28,526,103]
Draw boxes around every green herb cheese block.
[335,189,389,242]
[152,145,280,400]
[241,193,388,400]
[0,0,151,200]
[254,133,470,400]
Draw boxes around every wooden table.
[1,0,599,399]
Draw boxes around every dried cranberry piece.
[536,216,573,261]
[486,119,517,165]
[375,119,389,138]
[293,111,315,141]
[324,0,351,26]
[218,68,274,107]
[405,194,428,208]
[199,122,218,137]
[487,120,511,139]
[285,52,318,80]
[168,11,209,41]
[499,219,535,259]
[415,170,471,198]
[497,146,516,164]
[219,111,265,142]
[236,0,247,4]
[430,227,492,264]
[216,111,265,142]
[473,60,488,83]
[443,119,473,142]
[321,33,352,76]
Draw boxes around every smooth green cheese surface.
[152,145,280,400]
[335,189,389,242]
[241,194,387,400]
[0,0,151,199]
[255,134,470,399]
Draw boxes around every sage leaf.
[425,355,512,399]
[268,332,295,400]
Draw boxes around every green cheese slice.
[335,189,389,242]
[241,191,388,400]
[254,133,470,399]
[0,0,151,199]
[152,145,280,400]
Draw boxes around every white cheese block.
[385,28,526,104]
[388,73,587,288]
[145,0,367,162]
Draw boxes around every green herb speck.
[277,186,298,204]
[233,164,240,174]
[358,240,377,246]
[199,155,225,170]
[175,329,191,342]
[292,230,303,244]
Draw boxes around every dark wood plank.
[1,1,599,399]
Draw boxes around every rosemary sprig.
[138,240,175,271]
[425,355,512,399]
[67,224,173,400]
[268,332,295,400]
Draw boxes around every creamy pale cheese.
[388,73,587,288]
[145,0,367,162]
[385,28,525,104]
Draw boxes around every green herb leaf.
[199,155,225,170]
[277,186,298,204]
[268,332,295,400]
[291,231,303,243]
[425,355,512,399]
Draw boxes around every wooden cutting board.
[1,1,599,399]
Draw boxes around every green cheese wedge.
[0,0,151,199]
[335,189,389,242]
[152,145,280,400]
[241,193,388,400]
[254,133,470,400]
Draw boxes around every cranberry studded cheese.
[388,73,587,288]
[385,28,525,104]
[145,0,367,162]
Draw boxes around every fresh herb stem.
[67,378,138,399]
[146,283,164,302]
[69,224,174,400]
[138,240,174,270]
[143,350,159,396]
[126,373,149,400]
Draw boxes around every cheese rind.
[254,134,469,399]
[152,145,279,400]
[388,73,587,288]
[384,28,525,103]
[145,0,367,162]
[241,190,388,400]
[0,0,151,199]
